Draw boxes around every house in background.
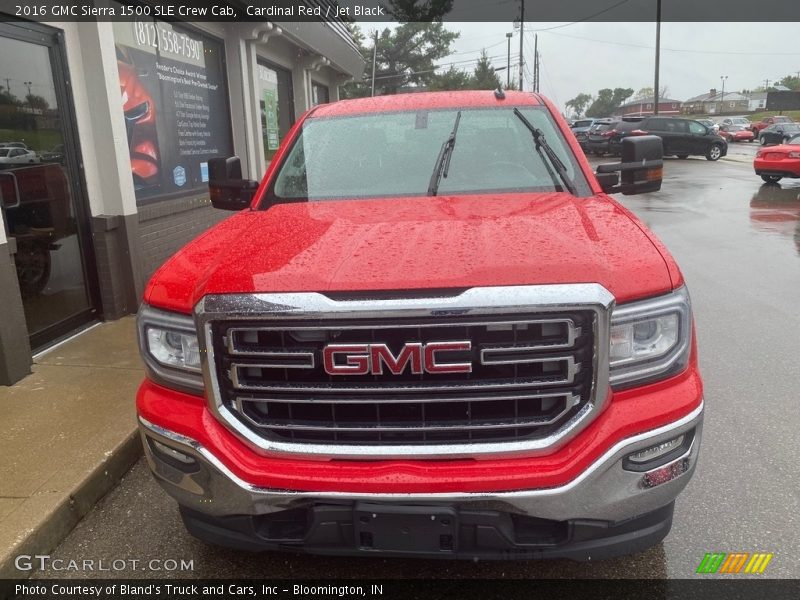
[612,96,682,117]
[748,92,768,112]
[683,89,750,115]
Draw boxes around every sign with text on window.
[264,89,280,151]
[113,20,232,201]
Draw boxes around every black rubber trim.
[179,501,675,561]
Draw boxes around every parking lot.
[36,152,800,580]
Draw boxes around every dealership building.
[0,12,364,384]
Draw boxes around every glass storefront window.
[257,62,294,163]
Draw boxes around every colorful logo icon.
[696,552,773,574]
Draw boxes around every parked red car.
[750,115,793,136]
[719,124,754,143]
[753,132,800,183]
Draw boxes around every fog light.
[152,439,196,465]
[641,458,689,489]
[628,435,685,464]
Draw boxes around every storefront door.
[0,22,100,349]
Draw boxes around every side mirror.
[208,156,259,211]
[595,135,663,195]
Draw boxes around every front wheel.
[761,175,782,184]
[706,144,722,161]
[760,136,768,145]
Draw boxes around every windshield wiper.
[427,111,462,196]
[513,108,577,195]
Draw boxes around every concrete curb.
[0,429,142,579]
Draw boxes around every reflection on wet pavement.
[749,183,800,254]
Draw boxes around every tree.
[778,75,800,91]
[428,66,473,91]
[470,50,501,90]
[632,86,670,100]
[565,93,592,117]
[0,85,18,106]
[371,22,459,95]
[384,0,454,21]
[585,87,634,117]
[25,94,49,110]
[340,24,372,99]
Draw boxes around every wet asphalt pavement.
[35,147,800,580]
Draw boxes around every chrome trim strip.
[234,391,576,405]
[233,395,574,432]
[138,400,703,499]
[229,369,578,392]
[194,284,614,459]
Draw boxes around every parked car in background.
[629,116,728,161]
[585,118,640,156]
[696,119,719,133]
[0,148,40,167]
[751,115,793,136]
[754,132,800,183]
[570,118,597,149]
[0,142,28,150]
[719,116,751,128]
[719,124,755,143]
[758,123,800,146]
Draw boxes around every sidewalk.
[0,317,143,579]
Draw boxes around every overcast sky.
[372,21,800,113]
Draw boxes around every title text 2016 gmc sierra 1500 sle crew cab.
[136,90,703,560]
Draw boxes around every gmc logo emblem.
[323,342,472,375]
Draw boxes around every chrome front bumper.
[139,402,702,524]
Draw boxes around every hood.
[145,193,676,313]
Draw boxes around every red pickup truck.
[136,91,703,560]
[751,115,793,136]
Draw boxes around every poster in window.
[264,89,280,151]
[113,21,232,201]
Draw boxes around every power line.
[372,53,508,81]
[544,30,800,56]
[526,0,632,32]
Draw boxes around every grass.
[748,110,800,122]
[0,128,63,152]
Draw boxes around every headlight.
[609,287,692,388]
[137,303,204,393]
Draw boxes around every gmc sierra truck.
[136,91,703,560]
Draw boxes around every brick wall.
[137,195,228,283]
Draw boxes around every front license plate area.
[354,503,457,554]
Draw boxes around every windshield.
[269,107,588,202]
[574,120,593,128]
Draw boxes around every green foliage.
[565,93,592,117]
[383,0,454,22]
[428,66,473,91]
[470,50,501,91]
[586,87,634,117]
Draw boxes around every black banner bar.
[1,0,800,23]
[3,579,800,600]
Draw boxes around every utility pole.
[506,32,513,88]
[518,0,525,91]
[763,78,771,90]
[720,75,728,115]
[654,0,661,115]
[533,34,539,92]
[370,30,378,97]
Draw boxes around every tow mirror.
[595,135,663,195]
[208,156,259,211]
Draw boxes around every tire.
[760,136,768,145]
[677,154,689,159]
[761,175,782,184]
[748,138,754,143]
[706,144,722,161]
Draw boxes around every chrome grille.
[197,286,613,458]
[211,314,594,445]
